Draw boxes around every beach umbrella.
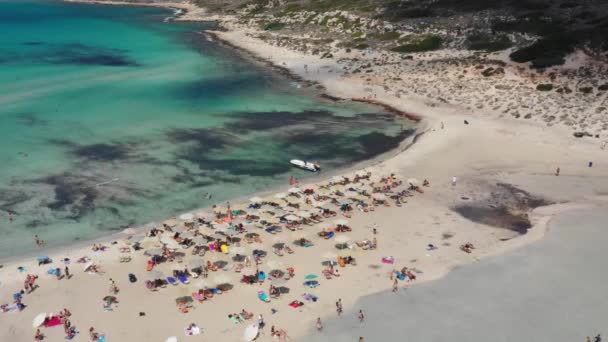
[209,233,224,240]
[332,175,345,183]
[179,213,194,221]
[274,192,288,199]
[284,214,300,222]
[171,226,186,233]
[189,257,205,269]
[288,187,302,194]
[334,235,351,243]
[212,222,230,230]
[166,337,178,342]
[297,210,312,218]
[130,235,145,244]
[212,274,231,286]
[304,274,318,280]
[407,178,421,186]
[372,193,387,201]
[271,277,287,286]
[139,237,160,250]
[161,239,181,250]
[180,231,194,239]
[343,190,359,198]
[191,236,206,245]
[32,313,46,328]
[266,259,285,269]
[334,219,349,226]
[122,227,137,235]
[322,252,338,260]
[243,224,258,233]
[163,218,178,227]
[243,324,259,342]
[147,270,165,280]
[241,267,256,276]
[356,170,369,177]
[195,210,211,218]
[249,196,263,203]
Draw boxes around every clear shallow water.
[0,0,414,259]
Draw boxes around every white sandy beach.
[2,1,608,342]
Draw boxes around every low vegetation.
[391,34,441,53]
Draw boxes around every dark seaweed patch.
[226,110,396,134]
[38,173,100,220]
[45,43,139,67]
[167,128,238,150]
[174,74,269,100]
[48,139,137,162]
[73,143,132,162]
[16,112,48,127]
[22,41,43,46]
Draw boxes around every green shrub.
[392,35,441,52]
[262,22,286,31]
[466,33,513,51]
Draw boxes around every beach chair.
[119,256,131,263]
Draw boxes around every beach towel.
[324,231,335,239]
[47,268,59,276]
[381,256,395,264]
[288,301,304,308]
[177,274,189,284]
[396,272,407,281]
[302,293,318,302]
[257,291,270,302]
[44,316,62,327]
[146,261,154,271]
[97,335,106,342]
[167,277,178,285]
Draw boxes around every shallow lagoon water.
[0,0,414,259]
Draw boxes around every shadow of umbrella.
[231,237,242,243]
[277,286,290,294]
[175,296,193,304]
[272,243,285,249]
[270,269,285,278]
[252,250,267,258]
[213,260,228,268]
[217,283,234,291]
[232,254,246,262]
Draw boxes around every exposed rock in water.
[579,87,593,94]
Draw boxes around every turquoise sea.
[0,0,414,259]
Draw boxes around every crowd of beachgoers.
[3,170,472,342]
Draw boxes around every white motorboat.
[290,159,320,172]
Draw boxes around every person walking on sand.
[452,176,457,186]
[358,309,365,323]
[555,167,560,176]
[316,317,323,332]
[392,278,399,292]
[65,266,70,279]
[336,299,343,316]
[359,337,365,342]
